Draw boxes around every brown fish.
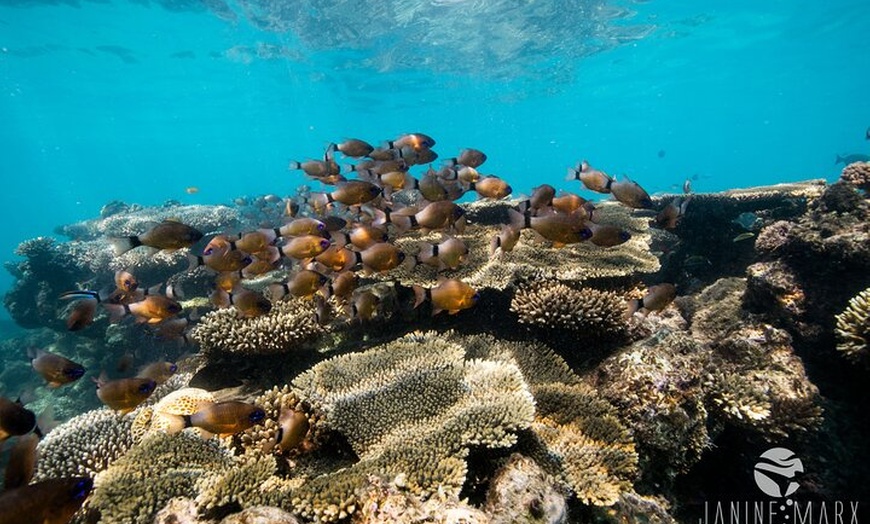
[110,220,204,256]
[114,270,139,293]
[610,177,653,209]
[587,223,632,247]
[95,376,156,414]
[212,288,272,318]
[551,193,589,215]
[104,295,182,324]
[508,208,591,247]
[412,237,468,270]
[232,230,272,254]
[309,180,382,208]
[277,235,332,260]
[468,176,512,199]
[322,271,358,302]
[277,218,326,238]
[288,159,340,178]
[4,433,39,490]
[315,245,357,272]
[346,290,379,321]
[627,283,677,317]
[275,409,310,453]
[0,397,37,443]
[268,270,329,300]
[0,477,93,524]
[353,243,405,273]
[490,225,521,256]
[566,161,613,193]
[328,139,374,158]
[136,361,178,384]
[412,279,479,315]
[188,245,253,273]
[517,184,556,214]
[652,197,689,230]
[348,224,388,250]
[65,297,97,331]
[28,348,85,388]
[373,201,465,234]
[388,133,436,151]
[446,148,487,168]
[418,170,449,202]
[168,401,265,437]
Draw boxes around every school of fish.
[0,133,681,520]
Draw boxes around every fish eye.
[169,364,178,373]
[66,367,85,379]
[397,252,405,262]
[320,239,331,248]
[71,478,93,500]
[243,256,253,265]
[139,381,156,393]
[581,228,593,240]
[250,409,266,423]
[317,223,325,231]
[203,248,214,256]
[620,232,632,241]
[472,293,480,301]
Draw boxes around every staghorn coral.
[192,297,324,355]
[89,432,235,524]
[835,287,870,363]
[237,385,323,457]
[840,161,870,192]
[510,281,626,339]
[34,372,192,482]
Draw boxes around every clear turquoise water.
[1,0,869,321]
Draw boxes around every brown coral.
[510,281,626,339]
[840,161,870,192]
[192,297,324,355]
[835,287,870,363]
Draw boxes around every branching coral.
[483,453,567,524]
[840,161,870,192]
[89,432,236,524]
[510,281,626,339]
[192,298,324,355]
[835,287,870,363]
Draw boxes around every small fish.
[347,224,388,250]
[657,149,666,158]
[508,208,591,247]
[114,270,139,293]
[732,212,761,231]
[683,255,711,267]
[732,232,755,242]
[308,181,382,208]
[328,139,374,158]
[167,401,265,437]
[517,184,556,214]
[275,408,310,453]
[0,477,93,524]
[551,193,589,215]
[277,218,327,238]
[566,161,613,193]
[866,127,870,140]
[412,279,479,315]
[412,237,468,270]
[417,170,450,202]
[468,176,512,199]
[373,201,466,234]
[446,148,487,168]
[587,223,631,247]
[212,288,272,318]
[136,361,178,384]
[104,295,182,324]
[276,235,332,260]
[322,271,358,302]
[682,179,692,194]
[490,225,521,256]
[610,176,653,209]
[652,197,689,230]
[835,153,870,165]
[4,433,39,490]
[65,298,98,331]
[388,133,436,151]
[109,220,204,256]
[627,283,677,317]
[231,230,272,254]
[95,375,156,414]
[268,270,329,300]
[345,290,379,321]
[0,397,37,443]
[28,348,85,388]
[352,243,405,273]
[185,186,199,195]
[288,159,340,178]
[315,245,357,272]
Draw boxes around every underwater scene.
[1,0,869,522]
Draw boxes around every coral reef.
[840,161,870,192]
[192,298,324,355]
[835,287,870,363]
[510,281,626,340]
[483,453,568,524]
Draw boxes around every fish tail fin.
[489,234,502,257]
[446,157,459,167]
[507,208,529,230]
[288,160,302,171]
[412,285,428,309]
[391,215,413,234]
[402,253,419,271]
[326,142,339,154]
[165,283,185,301]
[565,166,580,182]
[165,414,191,435]
[835,155,843,164]
[104,303,129,323]
[109,236,141,256]
[186,253,204,271]
[625,298,641,319]
[267,283,290,301]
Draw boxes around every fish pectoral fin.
[551,241,565,249]
[431,307,443,316]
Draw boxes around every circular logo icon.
[754,447,803,498]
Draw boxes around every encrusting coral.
[840,161,870,192]
[835,287,870,363]
[510,281,626,339]
[192,297,324,355]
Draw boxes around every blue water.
[1,0,869,320]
